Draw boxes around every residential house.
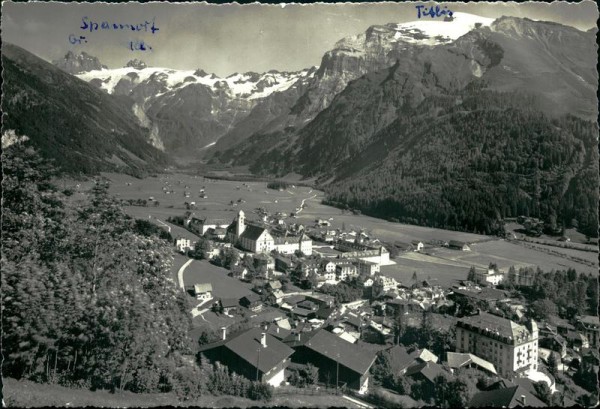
[357,274,374,288]
[193,283,213,301]
[218,298,239,315]
[280,294,306,311]
[411,240,425,252]
[456,311,539,378]
[446,352,498,375]
[229,265,249,280]
[306,293,335,309]
[266,280,282,293]
[212,226,229,240]
[298,300,319,311]
[198,327,294,387]
[320,259,337,274]
[335,261,358,282]
[468,385,546,407]
[175,237,192,253]
[240,293,263,312]
[356,260,380,276]
[577,315,599,349]
[266,324,292,341]
[539,334,567,358]
[448,240,471,251]
[372,275,399,298]
[275,255,293,273]
[291,329,377,393]
[405,361,448,386]
[565,330,589,351]
[267,289,285,306]
[188,217,230,235]
[476,266,505,286]
[449,285,511,307]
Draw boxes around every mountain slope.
[217,16,598,237]
[2,43,169,174]
[211,12,497,155]
[222,15,597,172]
[324,89,598,236]
[69,59,314,158]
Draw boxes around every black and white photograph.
[1,0,599,407]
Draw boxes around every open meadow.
[181,259,254,299]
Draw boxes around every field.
[67,173,597,287]
[181,259,253,299]
[3,378,361,408]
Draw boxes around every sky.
[2,1,598,77]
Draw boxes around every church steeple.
[236,210,246,238]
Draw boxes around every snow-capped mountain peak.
[393,12,495,45]
[76,65,314,100]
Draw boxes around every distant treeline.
[267,181,289,190]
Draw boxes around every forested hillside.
[1,142,192,392]
[322,89,598,237]
[2,43,169,175]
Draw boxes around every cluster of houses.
[167,206,597,406]
[196,297,571,407]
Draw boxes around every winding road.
[177,258,193,290]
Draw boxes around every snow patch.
[77,67,313,100]
[394,12,495,45]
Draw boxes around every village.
[147,178,600,408]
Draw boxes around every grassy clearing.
[182,260,253,300]
[4,378,356,408]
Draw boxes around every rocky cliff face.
[52,50,108,74]
[218,14,597,177]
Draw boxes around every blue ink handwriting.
[69,34,88,45]
[416,5,454,19]
[80,17,159,34]
[130,40,152,51]
[68,17,159,51]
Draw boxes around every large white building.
[227,211,275,254]
[188,216,229,235]
[456,311,539,379]
[274,234,313,256]
[476,267,505,286]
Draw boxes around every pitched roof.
[386,345,419,373]
[242,293,261,303]
[457,311,531,340]
[224,328,294,374]
[282,330,318,348]
[220,298,239,308]
[285,294,306,305]
[447,352,497,375]
[303,329,377,375]
[315,307,335,320]
[240,225,269,241]
[342,313,362,329]
[266,324,292,341]
[404,361,447,383]
[268,280,282,289]
[579,315,600,326]
[469,385,546,408]
[194,283,213,294]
